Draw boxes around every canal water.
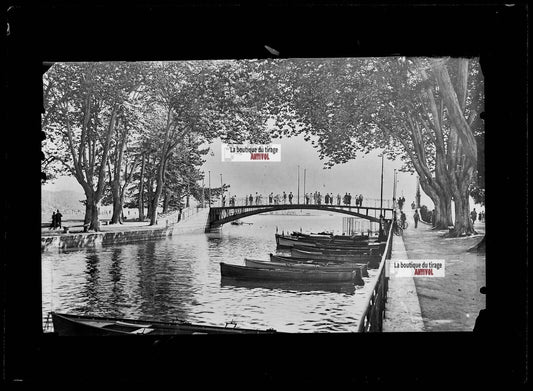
[42,212,380,333]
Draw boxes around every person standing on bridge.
[325,193,330,205]
[413,209,420,228]
[305,193,310,205]
[289,192,293,204]
[358,194,364,206]
[317,192,322,205]
[269,193,273,204]
[283,191,287,204]
[337,193,341,205]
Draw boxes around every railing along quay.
[357,222,393,332]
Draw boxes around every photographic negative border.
[4,2,528,386]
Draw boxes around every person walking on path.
[55,209,63,230]
[470,208,477,226]
[400,211,407,228]
[411,201,416,210]
[413,209,420,228]
[49,211,57,230]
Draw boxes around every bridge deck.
[207,203,394,230]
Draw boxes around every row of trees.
[42,61,273,231]
[263,57,484,236]
[43,57,484,236]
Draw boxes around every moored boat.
[51,312,279,336]
[269,254,369,277]
[291,248,381,262]
[293,231,370,241]
[292,244,377,255]
[290,248,382,268]
[245,258,366,283]
[220,262,357,283]
[276,233,378,249]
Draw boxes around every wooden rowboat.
[276,234,378,249]
[275,234,317,248]
[245,258,365,284]
[292,244,377,255]
[290,248,382,268]
[292,232,370,241]
[291,247,377,260]
[51,312,279,336]
[269,254,369,277]
[220,262,357,283]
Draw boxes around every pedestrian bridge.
[205,204,394,232]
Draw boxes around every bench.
[63,223,91,233]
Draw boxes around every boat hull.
[51,312,278,336]
[269,254,369,277]
[220,262,357,283]
[276,233,380,249]
[290,248,382,268]
[244,258,365,284]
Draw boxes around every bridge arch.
[206,204,394,232]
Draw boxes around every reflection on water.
[42,213,377,332]
[220,277,358,295]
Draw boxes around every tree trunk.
[162,188,170,214]
[418,179,451,229]
[84,190,102,232]
[110,183,123,224]
[89,198,102,232]
[450,187,475,237]
[138,153,145,221]
[83,191,94,230]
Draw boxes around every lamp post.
[303,168,306,203]
[201,174,205,208]
[220,174,223,206]
[297,165,300,205]
[379,153,384,239]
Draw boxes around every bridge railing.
[357,221,393,332]
[207,195,392,209]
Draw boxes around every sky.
[43,134,433,209]
[201,135,427,206]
